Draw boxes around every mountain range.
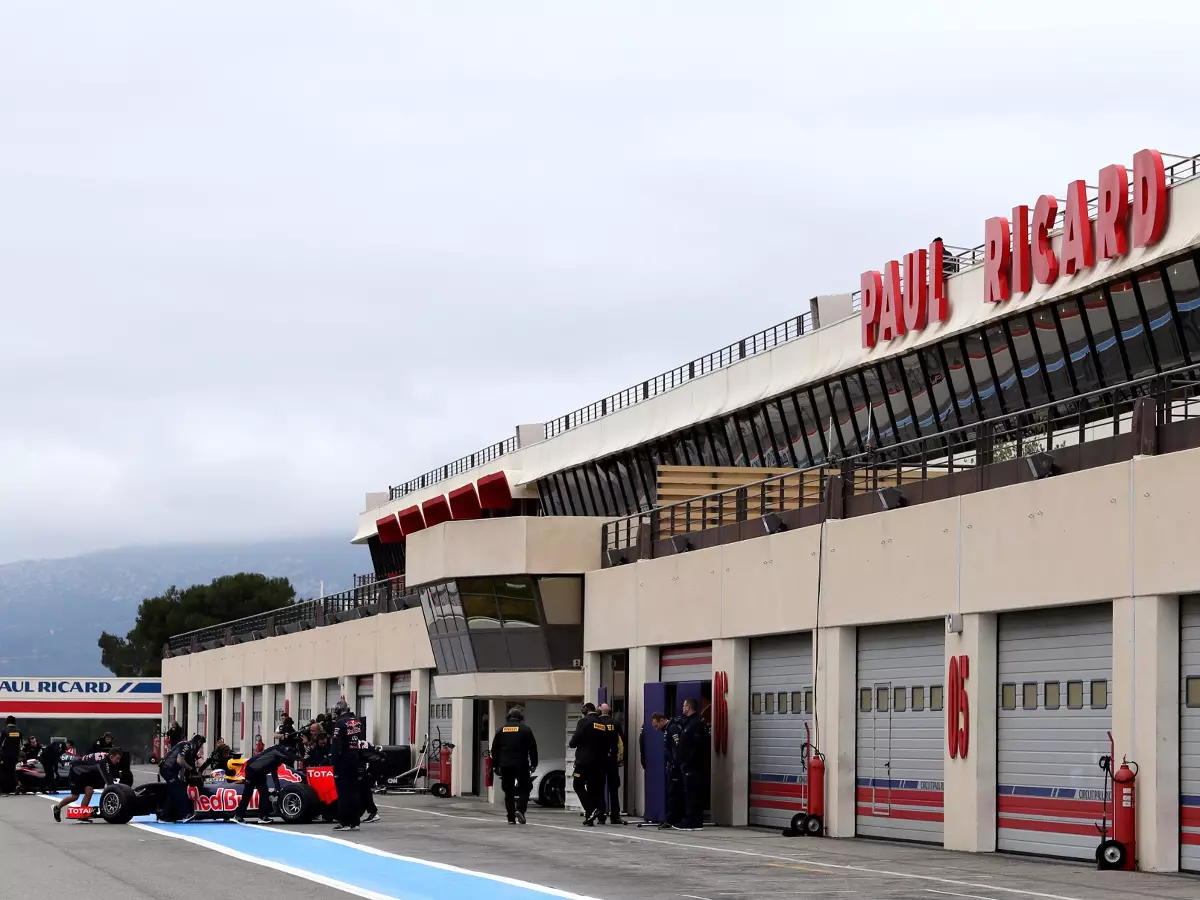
[0,536,368,675]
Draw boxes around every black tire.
[430,782,450,799]
[1097,839,1127,870]
[789,812,807,835]
[148,756,158,765]
[276,785,317,824]
[802,814,823,837]
[536,771,566,808]
[119,770,134,787]
[98,784,136,825]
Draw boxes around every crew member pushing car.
[158,734,205,823]
[330,699,364,831]
[52,748,122,822]
[490,706,539,825]
[234,733,307,824]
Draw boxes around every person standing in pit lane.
[158,734,205,823]
[595,703,626,825]
[674,698,709,832]
[358,744,384,824]
[234,733,307,824]
[490,706,539,825]
[661,711,685,829]
[0,716,21,795]
[568,702,606,826]
[52,748,123,822]
[330,699,364,831]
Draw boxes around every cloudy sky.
[3,1,1199,562]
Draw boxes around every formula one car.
[96,763,337,825]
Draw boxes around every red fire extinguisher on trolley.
[484,751,494,789]
[1097,731,1138,871]
[784,722,826,838]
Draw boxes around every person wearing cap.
[330,699,364,831]
[490,706,539,825]
[51,747,123,822]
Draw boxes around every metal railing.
[602,360,1200,560]
[166,575,419,655]
[391,152,1200,505]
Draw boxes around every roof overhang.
[432,669,583,701]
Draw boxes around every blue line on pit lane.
[139,820,585,900]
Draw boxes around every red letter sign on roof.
[1096,164,1129,260]
[1011,205,1032,295]
[878,260,904,342]
[902,249,928,332]
[983,216,1011,303]
[1059,180,1094,276]
[860,270,882,349]
[1032,194,1059,286]
[1132,148,1167,249]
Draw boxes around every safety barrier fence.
[166,575,419,656]
[601,360,1200,564]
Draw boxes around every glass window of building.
[1108,280,1156,378]
[1028,307,1075,403]
[1137,270,1185,371]
[1166,256,1200,360]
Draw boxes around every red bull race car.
[95,762,338,825]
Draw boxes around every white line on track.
[391,807,1089,900]
[926,891,1004,900]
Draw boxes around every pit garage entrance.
[748,632,813,830]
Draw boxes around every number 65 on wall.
[947,655,969,760]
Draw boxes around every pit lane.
[4,776,1199,900]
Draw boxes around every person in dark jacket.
[20,735,40,764]
[306,731,332,766]
[200,737,234,775]
[158,734,205,823]
[675,699,709,831]
[52,748,122,821]
[91,732,115,753]
[234,735,307,823]
[0,717,21,794]
[330,700,364,830]
[166,721,184,748]
[568,703,606,825]
[595,703,626,825]
[39,741,68,793]
[490,706,539,825]
[358,744,384,824]
[662,712,685,828]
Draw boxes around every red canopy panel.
[422,494,452,528]
[375,513,404,544]
[447,483,482,520]
[397,505,427,536]
[476,471,513,510]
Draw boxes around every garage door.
[324,678,341,716]
[356,676,374,741]
[232,688,243,749]
[856,620,945,843]
[661,643,712,682]
[299,683,312,723]
[428,680,454,782]
[391,672,412,746]
[997,604,1112,860]
[749,633,813,829]
[251,687,263,745]
[1183,597,1200,872]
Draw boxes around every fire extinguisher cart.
[1096,731,1138,871]
[782,734,826,838]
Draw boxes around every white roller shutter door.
[298,684,312,723]
[324,678,341,715]
[856,620,945,843]
[251,687,263,745]
[428,680,454,783]
[749,633,813,829]
[1182,596,1200,872]
[660,643,712,682]
[997,604,1112,861]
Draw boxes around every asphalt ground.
[2,767,1197,900]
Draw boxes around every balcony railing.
[165,575,419,656]
[389,152,1200,506]
[602,360,1200,563]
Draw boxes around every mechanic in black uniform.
[358,744,384,824]
[39,740,68,792]
[234,733,307,823]
[20,734,40,764]
[91,731,115,753]
[330,699,364,831]
[158,733,205,823]
[675,698,709,831]
[568,702,607,825]
[306,731,331,766]
[0,716,21,794]
[595,703,626,825]
[200,737,234,775]
[166,721,184,749]
[52,747,123,822]
[490,706,539,825]
[662,710,685,828]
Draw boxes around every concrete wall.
[585,449,1200,650]
[405,516,608,588]
[162,607,434,694]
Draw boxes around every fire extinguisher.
[784,724,825,838]
[440,743,453,790]
[484,751,494,788]
[1096,731,1138,871]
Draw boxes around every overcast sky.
[3,2,1200,563]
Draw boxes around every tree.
[98,573,296,677]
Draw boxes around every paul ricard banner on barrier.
[0,677,162,719]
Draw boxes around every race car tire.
[536,771,566,808]
[276,784,318,824]
[119,770,134,787]
[430,782,450,798]
[98,784,136,825]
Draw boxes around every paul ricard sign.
[0,678,162,718]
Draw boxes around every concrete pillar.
[711,638,750,826]
[339,675,352,706]
[161,696,171,737]
[220,688,234,748]
[944,613,998,852]
[582,651,602,705]
[187,692,200,737]
[239,684,253,753]
[372,673,388,746]
[815,626,856,837]
[203,689,218,748]
[1113,595,1180,873]
[414,669,432,750]
[261,683,275,739]
[626,645,660,817]
[450,698,473,796]
[284,682,300,723]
